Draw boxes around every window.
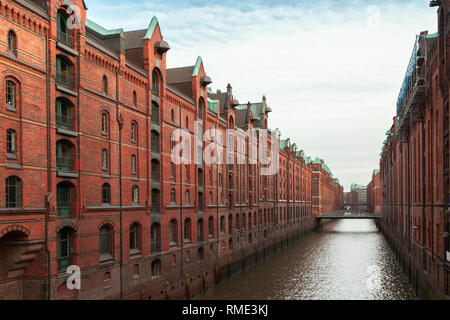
[151,160,160,181]
[99,225,113,260]
[57,228,72,272]
[56,140,73,171]
[102,76,108,95]
[151,223,161,252]
[102,183,111,205]
[102,149,108,170]
[184,218,192,242]
[197,219,204,242]
[209,192,213,204]
[6,80,16,111]
[6,129,17,158]
[198,192,204,211]
[131,155,137,175]
[209,170,213,185]
[151,189,159,213]
[56,56,71,88]
[220,216,225,233]
[185,165,189,182]
[129,223,139,252]
[169,219,177,245]
[198,247,204,261]
[101,113,108,135]
[151,131,160,152]
[208,217,214,237]
[152,70,159,96]
[171,109,175,122]
[56,99,73,130]
[170,162,175,179]
[133,91,137,107]
[151,103,159,124]
[132,186,139,204]
[8,30,17,57]
[57,182,72,216]
[5,176,22,208]
[151,259,161,276]
[185,190,190,205]
[198,101,203,120]
[185,116,189,130]
[131,122,137,143]
[57,10,70,46]
[170,188,176,204]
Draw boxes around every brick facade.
[0,0,343,300]
[378,0,450,300]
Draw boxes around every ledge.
[56,127,78,137]
[57,171,78,178]
[56,84,78,97]
[56,41,79,56]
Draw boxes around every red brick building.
[378,0,450,299]
[0,0,343,300]
[367,169,381,214]
[311,158,343,216]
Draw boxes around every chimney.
[227,83,232,95]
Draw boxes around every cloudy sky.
[85,0,437,191]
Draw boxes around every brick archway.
[0,225,31,239]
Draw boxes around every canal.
[195,219,416,300]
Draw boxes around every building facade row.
[0,0,343,300]
[378,0,450,299]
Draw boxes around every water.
[195,219,416,300]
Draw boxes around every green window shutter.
[56,58,61,83]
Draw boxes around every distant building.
[367,170,381,214]
[349,184,368,211]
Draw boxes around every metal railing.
[56,156,73,171]
[56,113,74,131]
[57,31,71,47]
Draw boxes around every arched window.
[228,214,233,234]
[220,216,225,234]
[132,185,139,204]
[57,228,73,272]
[56,99,73,130]
[102,76,108,95]
[151,223,161,252]
[170,188,176,204]
[6,129,17,158]
[129,223,140,251]
[170,162,175,180]
[8,30,17,57]
[151,102,160,124]
[102,149,108,170]
[209,192,213,204]
[6,176,22,208]
[99,225,113,261]
[131,122,137,143]
[171,109,175,122]
[185,190,190,205]
[6,80,16,111]
[56,140,74,171]
[56,56,71,88]
[131,154,137,175]
[198,192,204,211]
[185,116,189,130]
[101,113,108,135]
[208,216,214,237]
[184,218,192,242]
[151,159,160,181]
[151,189,160,213]
[151,131,160,152]
[102,183,111,204]
[132,91,137,107]
[57,182,73,217]
[151,259,161,276]
[152,70,160,96]
[198,247,204,261]
[198,99,204,120]
[57,9,70,46]
[197,219,204,242]
[236,214,240,230]
[169,219,177,245]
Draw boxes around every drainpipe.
[422,119,427,268]
[45,29,51,301]
[179,103,183,279]
[116,70,123,300]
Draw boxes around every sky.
[85,0,437,191]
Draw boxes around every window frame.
[102,183,111,205]
[5,176,22,208]
[6,129,17,159]
[6,80,17,111]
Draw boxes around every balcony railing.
[56,113,74,131]
[57,256,72,272]
[151,239,161,253]
[57,156,73,172]
[57,31,71,47]
[57,202,71,217]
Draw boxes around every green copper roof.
[280,139,289,150]
[374,169,380,175]
[144,16,159,39]
[193,56,203,77]
[426,32,438,39]
[312,157,322,164]
[207,97,219,114]
[86,18,124,38]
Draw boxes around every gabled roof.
[124,29,146,49]
[143,16,159,40]
[167,66,195,84]
[193,56,203,77]
[86,19,124,38]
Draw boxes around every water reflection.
[195,219,416,300]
